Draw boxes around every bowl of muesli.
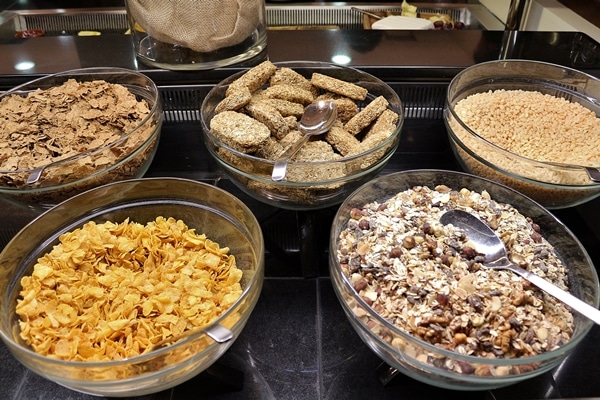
[444,59,600,209]
[200,60,404,210]
[330,169,599,390]
[0,67,163,210]
[0,177,264,396]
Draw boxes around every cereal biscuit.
[251,98,305,118]
[262,84,315,105]
[346,109,398,170]
[255,136,285,160]
[226,60,277,95]
[287,140,345,182]
[247,180,343,204]
[293,140,340,162]
[283,115,299,131]
[245,101,290,140]
[362,109,399,142]
[315,94,359,123]
[357,130,394,153]
[311,73,368,101]
[325,122,360,156]
[279,130,303,151]
[270,67,319,97]
[210,111,271,153]
[345,95,389,136]
[215,86,252,113]
[347,134,391,170]
[217,147,255,175]
[332,98,359,123]
[250,90,267,102]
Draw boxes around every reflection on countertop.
[2,119,600,400]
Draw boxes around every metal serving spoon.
[351,6,384,20]
[271,100,337,182]
[440,209,600,325]
[586,167,600,182]
[149,324,234,351]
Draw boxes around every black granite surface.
[1,118,600,400]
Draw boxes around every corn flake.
[16,217,243,361]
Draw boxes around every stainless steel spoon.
[586,167,600,182]
[351,6,383,20]
[149,324,234,351]
[271,100,337,182]
[440,209,600,325]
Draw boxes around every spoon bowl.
[440,209,600,325]
[271,100,338,181]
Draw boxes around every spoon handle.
[509,265,600,325]
[271,133,311,181]
[351,7,383,20]
[151,324,233,351]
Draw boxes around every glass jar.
[125,0,267,70]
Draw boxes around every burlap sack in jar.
[126,0,263,53]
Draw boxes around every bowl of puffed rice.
[330,169,598,390]
[200,60,404,210]
[0,177,264,397]
[0,67,163,211]
[444,59,600,209]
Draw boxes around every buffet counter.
[1,22,600,400]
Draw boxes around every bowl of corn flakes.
[200,60,404,210]
[0,177,264,397]
[0,67,163,211]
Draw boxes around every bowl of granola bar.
[200,60,404,210]
[330,169,599,390]
[445,59,600,209]
[0,177,264,397]
[0,67,163,210]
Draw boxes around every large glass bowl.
[200,61,404,211]
[0,178,264,397]
[0,67,163,211]
[444,59,600,209]
[329,169,599,390]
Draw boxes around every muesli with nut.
[336,185,575,367]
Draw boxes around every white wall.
[479,0,600,43]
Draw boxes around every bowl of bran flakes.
[444,59,600,209]
[0,67,163,211]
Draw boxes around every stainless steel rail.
[0,4,503,37]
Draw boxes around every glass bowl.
[0,67,163,211]
[0,178,264,397]
[200,61,404,211]
[329,169,599,390]
[444,59,600,209]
